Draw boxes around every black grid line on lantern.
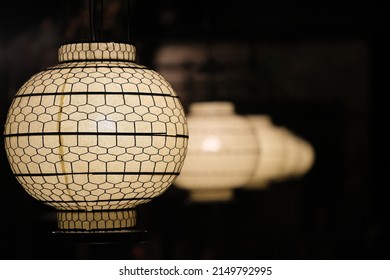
[4,42,188,231]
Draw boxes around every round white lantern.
[174,102,258,202]
[245,115,286,189]
[4,42,188,232]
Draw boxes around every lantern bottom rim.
[57,209,136,231]
[190,189,234,202]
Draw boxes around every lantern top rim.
[189,101,235,116]
[58,42,136,63]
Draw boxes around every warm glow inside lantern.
[174,102,258,202]
[4,42,188,232]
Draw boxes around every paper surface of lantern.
[174,102,258,202]
[274,128,315,182]
[245,115,286,189]
[290,135,315,179]
[4,42,188,231]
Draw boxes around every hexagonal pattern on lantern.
[4,43,188,213]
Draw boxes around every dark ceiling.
[0,0,389,260]
[1,0,390,42]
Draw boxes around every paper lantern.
[4,42,188,232]
[245,115,286,189]
[174,102,258,202]
[290,135,315,179]
[274,128,315,182]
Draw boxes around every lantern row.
[174,101,315,202]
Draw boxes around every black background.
[0,0,388,259]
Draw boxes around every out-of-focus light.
[245,115,286,189]
[174,101,258,202]
[273,128,315,182]
[202,136,221,152]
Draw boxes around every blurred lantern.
[4,42,188,232]
[245,115,286,189]
[274,128,315,182]
[174,101,258,202]
[289,133,315,179]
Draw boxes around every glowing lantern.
[245,115,286,189]
[174,101,258,202]
[4,42,188,232]
[274,128,315,182]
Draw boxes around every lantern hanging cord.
[88,0,133,43]
[126,0,132,43]
[89,0,104,41]
[99,0,104,41]
[89,0,96,41]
